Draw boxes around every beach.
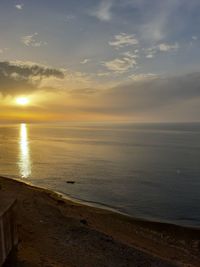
[0,176,199,267]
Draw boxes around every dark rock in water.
[80,219,87,225]
[66,181,75,184]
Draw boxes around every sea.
[0,122,200,227]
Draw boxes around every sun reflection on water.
[19,123,31,178]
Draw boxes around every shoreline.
[3,175,199,230]
[0,176,200,266]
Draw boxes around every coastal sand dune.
[0,176,199,267]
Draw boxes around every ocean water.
[0,122,200,227]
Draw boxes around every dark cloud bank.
[81,73,200,120]
[0,61,64,95]
[99,73,200,113]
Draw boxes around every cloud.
[0,61,64,95]
[129,73,157,81]
[96,72,111,77]
[40,70,94,91]
[90,0,113,21]
[45,71,199,122]
[192,36,198,41]
[21,33,47,47]
[6,61,64,78]
[145,42,179,58]
[145,47,157,58]
[103,57,137,73]
[81,59,91,64]
[15,4,24,10]
[0,48,8,54]
[139,0,181,43]
[146,54,154,59]
[158,43,179,52]
[68,88,99,96]
[63,14,75,23]
[79,72,200,121]
[122,51,139,59]
[100,72,200,114]
[109,33,139,49]
[103,50,138,73]
[141,15,166,43]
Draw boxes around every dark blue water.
[0,122,200,227]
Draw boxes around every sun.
[16,97,30,106]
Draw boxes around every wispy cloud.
[145,42,179,58]
[129,73,157,81]
[141,16,166,43]
[96,72,111,77]
[90,0,113,22]
[146,54,154,59]
[21,33,47,47]
[63,14,75,23]
[103,57,137,73]
[158,43,179,52]
[192,36,198,41]
[0,48,8,54]
[122,51,139,59]
[15,4,24,10]
[103,49,139,73]
[81,59,91,64]
[139,0,181,43]
[109,33,139,49]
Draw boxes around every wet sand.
[0,176,200,267]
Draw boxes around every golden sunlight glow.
[16,97,30,106]
[18,123,31,178]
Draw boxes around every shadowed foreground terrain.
[0,176,200,267]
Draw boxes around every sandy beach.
[0,176,200,267]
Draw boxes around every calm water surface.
[0,122,200,227]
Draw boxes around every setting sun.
[16,97,30,106]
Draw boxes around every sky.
[0,0,200,122]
